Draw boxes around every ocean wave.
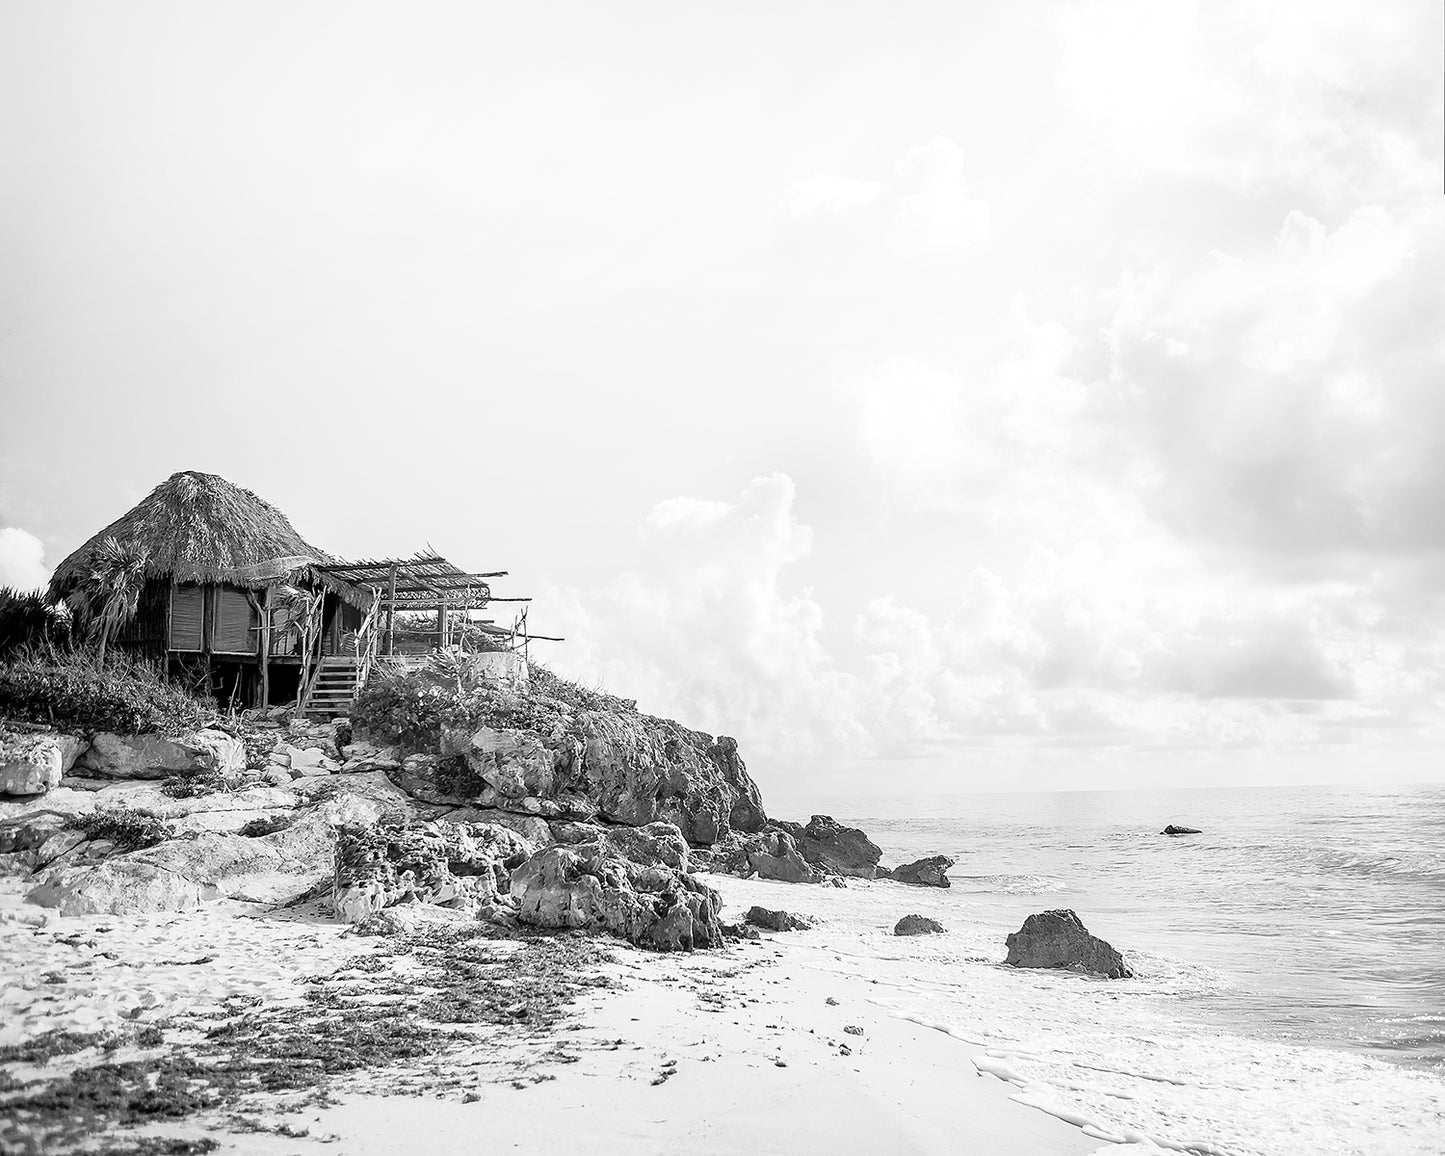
[956,873,1068,895]
[1316,850,1445,886]
[1119,950,1235,998]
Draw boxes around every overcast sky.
[2,1,1441,801]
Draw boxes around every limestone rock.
[579,715,765,845]
[745,906,813,932]
[770,815,881,878]
[1,732,87,797]
[186,730,246,776]
[692,829,822,884]
[894,914,945,936]
[25,813,335,912]
[1004,910,1132,979]
[331,820,530,923]
[548,820,606,846]
[285,745,341,775]
[27,861,204,916]
[467,727,559,799]
[130,815,335,903]
[447,807,553,848]
[510,845,723,951]
[33,829,88,868]
[1161,824,1202,836]
[79,731,234,780]
[890,855,954,888]
[0,811,68,855]
[340,742,400,773]
[565,821,690,872]
[291,770,419,827]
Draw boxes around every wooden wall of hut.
[112,578,171,661]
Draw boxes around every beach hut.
[47,470,553,714]
[46,471,371,709]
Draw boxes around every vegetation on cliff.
[0,647,216,736]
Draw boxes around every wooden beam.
[386,565,396,656]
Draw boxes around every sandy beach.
[1,871,1098,1155]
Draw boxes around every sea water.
[755,782,1445,1154]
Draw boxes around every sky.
[1,1,1442,803]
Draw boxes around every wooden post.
[258,586,271,709]
[386,565,397,656]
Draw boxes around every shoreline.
[0,873,1094,1156]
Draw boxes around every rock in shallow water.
[889,855,955,888]
[1161,824,1202,835]
[509,845,722,951]
[1004,909,1132,979]
[894,914,945,936]
[770,815,881,878]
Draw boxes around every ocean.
[755,782,1445,1154]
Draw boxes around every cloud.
[543,462,1445,787]
[0,527,50,592]
[1103,204,1445,564]
[1055,0,1438,203]
[542,474,865,767]
[778,136,989,257]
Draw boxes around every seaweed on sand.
[0,925,615,1155]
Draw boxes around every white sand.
[1,873,1097,1155]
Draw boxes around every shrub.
[160,770,230,799]
[352,667,486,751]
[238,815,293,838]
[68,807,174,851]
[0,646,215,735]
[0,588,69,657]
[352,657,642,755]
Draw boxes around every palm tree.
[66,536,148,663]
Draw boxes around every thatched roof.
[48,471,349,601]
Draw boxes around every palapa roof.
[47,470,356,602]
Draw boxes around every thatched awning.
[315,550,510,611]
[48,471,340,601]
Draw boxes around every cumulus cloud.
[1103,204,1445,565]
[543,464,1444,785]
[778,136,989,256]
[542,474,865,766]
[0,527,50,592]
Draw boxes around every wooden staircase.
[299,656,361,720]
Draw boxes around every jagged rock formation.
[690,828,823,883]
[894,914,945,935]
[770,815,881,878]
[509,845,723,951]
[1161,824,1202,835]
[548,819,690,871]
[1004,909,1133,979]
[331,819,533,924]
[381,717,765,847]
[888,855,954,887]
